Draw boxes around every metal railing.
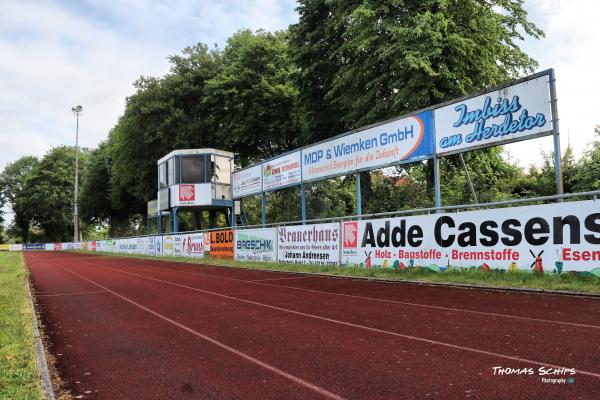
[106,190,600,239]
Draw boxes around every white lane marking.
[94,258,600,331]
[79,259,600,379]
[50,262,346,400]
[37,290,108,297]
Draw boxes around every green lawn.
[84,251,600,294]
[0,252,44,400]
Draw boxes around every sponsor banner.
[278,223,340,265]
[173,235,182,257]
[0,244,9,251]
[435,75,552,154]
[147,235,163,256]
[133,237,147,255]
[9,244,23,252]
[180,233,205,258]
[210,230,234,259]
[204,233,211,252]
[23,243,45,251]
[163,235,176,257]
[54,243,63,251]
[45,243,54,251]
[262,152,302,191]
[302,112,434,182]
[169,184,212,207]
[233,165,262,198]
[341,200,600,273]
[91,241,97,252]
[235,228,277,262]
[95,241,105,252]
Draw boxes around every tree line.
[1,0,599,243]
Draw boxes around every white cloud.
[504,0,600,166]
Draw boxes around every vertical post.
[168,212,171,233]
[356,173,362,219]
[231,200,236,227]
[549,69,564,198]
[173,207,178,233]
[72,105,82,242]
[157,213,162,234]
[261,192,267,226]
[459,153,478,204]
[433,155,441,211]
[300,183,307,224]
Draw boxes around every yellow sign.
[0,244,9,251]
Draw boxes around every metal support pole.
[433,156,442,212]
[72,105,82,242]
[261,193,266,226]
[157,214,162,234]
[300,183,307,224]
[549,69,564,198]
[356,173,362,219]
[173,207,178,233]
[459,153,478,204]
[231,200,236,227]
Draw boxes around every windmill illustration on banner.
[529,250,544,273]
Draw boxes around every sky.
[0,0,599,222]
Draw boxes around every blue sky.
[1,0,599,223]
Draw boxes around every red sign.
[54,243,62,251]
[179,184,195,202]
[343,222,358,248]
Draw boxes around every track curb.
[26,276,56,400]
[81,251,600,299]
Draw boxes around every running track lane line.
[48,262,346,400]
[77,259,600,379]
[88,257,600,331]
[37,290,109,297]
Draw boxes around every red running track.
[26,252,600,399]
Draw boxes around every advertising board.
[163,235,176,257]
[435,75,552,155]
[23,243,45,251]
[210,230,234,259]
[0,244,9,251]
[45,243,54,251]
[277,223,340,265]
[234,228,277,262]
[262,151,302,191]
[232,165,262,198]
[179,233,205,258]
[301,112,434,181]
[341,200,600,273]
[9,244,23,252]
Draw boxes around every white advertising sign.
[278,223,340,265]
[163,235,176,257]
[235,228,277,262]
[435,75,552,154]
[170,184,213,207]
[341,200,600,273]
[9,244,23,252]
[301,112,434,181]
[262,152,302,191]
[204,233,211,252]
[233,165,262,198]
[45,243,54,251]
[179,233,204,258]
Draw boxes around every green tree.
[20,146,87,242]
[573,126,600,192]
[205,29,304,166]
[108,44,224,218]
[290,0,543,138]
[0,156,39,242]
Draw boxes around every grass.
[0,252,44,400]
[81,251,600,294]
